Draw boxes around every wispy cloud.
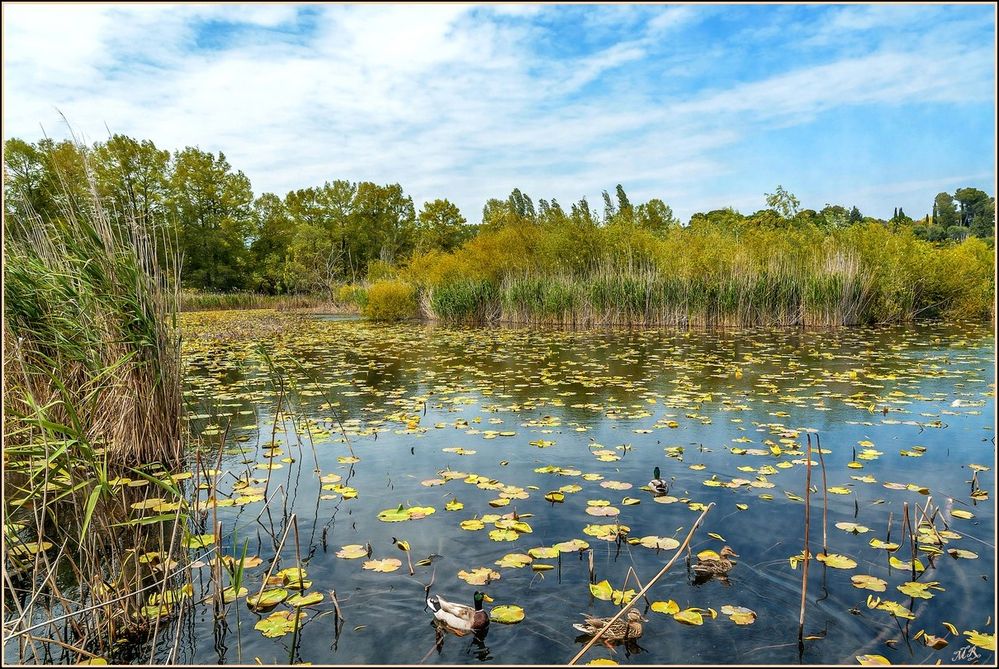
[3,4,994,221]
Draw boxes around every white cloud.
[2,4,994,223]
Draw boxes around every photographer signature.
[951,644,983,663]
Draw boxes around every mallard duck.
[573,609,645,643]
[693,546,739,581]
[648,466,670,495]
[427,591,492,632]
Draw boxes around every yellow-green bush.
[362,279,417,321]
[335,283,367,308]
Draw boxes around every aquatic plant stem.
[798,434,813,654]
[567,502,714,665]
[816,433,829,554]
[252,515,296,604]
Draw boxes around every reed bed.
[179,290,335,313]
[3,142,192,662]
[424,256,883,327]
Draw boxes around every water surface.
[172,313,995,665]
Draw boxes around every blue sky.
[3,3,995,222]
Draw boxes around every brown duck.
[692,546,739,583]
[573,609,645,645]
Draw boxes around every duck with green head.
[427,591,492,632]
[649,466,670,495]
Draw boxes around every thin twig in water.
[798,434,813,654]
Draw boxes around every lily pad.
[363,558,402,573]
[336,544,369,559]
[490,604,525,624]
[457,567,500,585]
[255,610,305,638]
[851,575,887,592]
[720,605,756,625]
[247,588,288,612]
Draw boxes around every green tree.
[819,204,850,229]
[91,135,170,229]
[169,147,255,291]
[249,193,295,293]
[351,182,415,265]
[933,192,959,229]
[764,185,800,219]
[634,198,679,234]
[416,198,469,252]
[507,188,536,221]
[954,187,994,238]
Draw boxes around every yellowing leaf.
[255,610,305,638]
[639,536,680,551]
[528,546,559,559]
[489,604,525,624]
[720,605,756,625]
[816,553,857,569]
[336,544,368,559]
[650,600,680,615]
[851,575,887,592]
[855,655,890,665]
[673,609,704,625]
[947,548,978,560]
[287,592,324,607]
[457,567,500,585]
[495,553,532,568]
[897,581,943,599]
[488,529,519,542]
[835,522,870,534]
[362,558,402,573]
[964,630,995,652]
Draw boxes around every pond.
[167,312,994,665]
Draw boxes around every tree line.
[3,135,994,295]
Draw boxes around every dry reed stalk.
[798,434,813,652]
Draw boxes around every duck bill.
[482,594,494,603]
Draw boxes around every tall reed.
[3,137,190,662]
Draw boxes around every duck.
[692,546,739,582]
[427,591,492,633]
[648,466,670,495]
[573,609,646,644]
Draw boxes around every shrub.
[363,279,417,321]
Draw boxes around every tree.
[92,135,170,229]
[688,208,745,231]
[933,192,959,229]
[249,193,295,293]
[481,198,513,230]
[570,196,598,227]
[4,138,56,223]
[634,198,679,234]
[819,204,850,229]
[849,206,863,225]
[416,198,469,252]
[351,182,415,265]
[602,190,616,223]
[506,188,536,221]
[169,147,255,291]
[954,187,995,238]
[764,185,800,219]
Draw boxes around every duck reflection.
[431,620,492,662]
